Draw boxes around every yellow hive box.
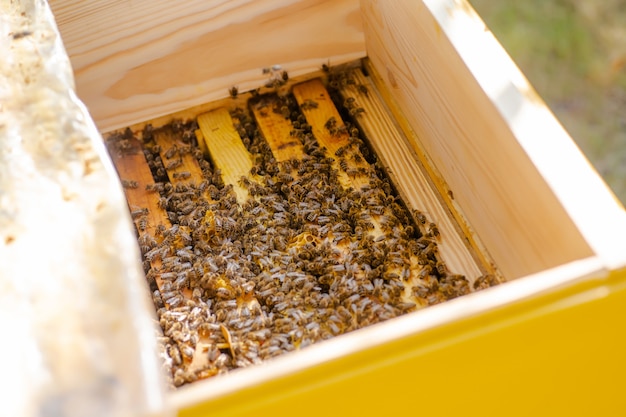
[49,0,626,415]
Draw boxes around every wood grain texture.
[49,0,365,132]
[360,0,594,279]
[198,108,253,203]
[251,96,306,162]
[363,58,499,280]
[153,129,205,186]
[110,139,170,238]
[338,68,485,281]
[293,79,369,191]
[108,138,171,295]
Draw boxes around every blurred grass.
[469,0,626,204]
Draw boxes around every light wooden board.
[153,129,206,186]
[108,138,171,295]
[49,0,365,132]
[292,79,370,191]
[337,68,486,281]
[360,0,595,279]
[251,96,306,162]
[197,108,253,203]
[109,139,170,240]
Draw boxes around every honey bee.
[229,86,239,99]
[436,260,446,275]
[300,99,319,110]
[166,159,183,170]
[324,116,337,131]
[131,208,149,219]
[281,70,289,81]
[172,171,192,180]
[413,210,427,225]
[164,144,178,159]
[137,216,149,232]
[145,183,162,193]
[121,179,139,189]
[427,223,440,238]
[349,107,365,117]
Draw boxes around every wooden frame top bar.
[49,0,365,132]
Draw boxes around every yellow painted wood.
[360,0,594,280]
[49,0,365,132]
[175,262,626,416]
[338,68,486,282]
[197,108,253,204]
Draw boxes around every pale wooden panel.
[49,0,365,132]
[197,108,253,203]
[251,96,306,162]
[360,0,594,279]
[153,129,206,187]
[337,68,485,282]
[292,79,371,191]
[108,137,172,297]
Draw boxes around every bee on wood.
[413,209,427,225]
[281,70,289,81]
[357,84,369,97]
[137,216,149,232]
[172,171,192,180]
[321,61,331,73]
[300,99,319,110]
[229,86,238,99]
[166,159,183,170]
[145,183,163,193]
[436,260,446,275]
[324,116,337,131]
[427,222,440,238]
[164,144,178,159]
[130,208,149,219]
[349,107,365,117]
[121,179,139,189]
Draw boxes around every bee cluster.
[109,75,496,388]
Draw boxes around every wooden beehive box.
[49,0,626,415]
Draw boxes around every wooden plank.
[48,0,365,132]
[292,79,448,303]
[337,68,486,282]
[197,108,253,204]
[153,128,206,186]
[292,79,370,191]
[251,96,306,162]
[360,0,594,279]
[109,138,170,238]
[107,137,171,295]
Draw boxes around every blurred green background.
[469,0,626,204]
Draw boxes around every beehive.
[49,0,626,415]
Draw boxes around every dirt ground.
[470,0,626,204]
